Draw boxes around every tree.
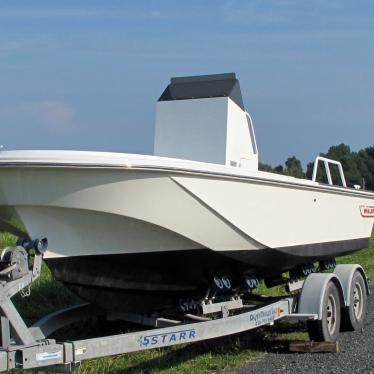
[259,143,374,191]
[284,156,304,178]
[357,146,374,190]
[306,161,314,180]
[258,162,274,173]
[306,144,362,187]
[274,165,284,174]
[258,162,285,175]
[324,144,361,186]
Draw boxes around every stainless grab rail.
[312,156,347,187]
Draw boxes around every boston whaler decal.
[360,206,374,218]
[138,328,196,347]
[249,306,282,326]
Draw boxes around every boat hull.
[0,160,373,312]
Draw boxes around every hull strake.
[45,237,370,313]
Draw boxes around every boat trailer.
[0,242,369,372]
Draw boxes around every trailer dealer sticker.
[249,306,282,327]
[360,206,374,218]
[139,328,196,347]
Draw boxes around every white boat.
[0,73,373,313]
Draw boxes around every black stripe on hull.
[45,237,370,313]
[221,237,371,273]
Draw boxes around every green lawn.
[337,235,374,280]
[1,231,373,374]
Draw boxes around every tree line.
[259,144,374,191]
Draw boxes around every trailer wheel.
[307,281,341,342]
[341,270,367,331]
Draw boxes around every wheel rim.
[326,293,337,335]
[353,281,364,320]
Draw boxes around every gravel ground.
[236,287,374,374]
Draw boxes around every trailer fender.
[333,264,369,307]
[298,273,344,319]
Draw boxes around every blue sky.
[0,0,373,167]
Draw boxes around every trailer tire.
[307,281,341,342]
[341,270,367,331]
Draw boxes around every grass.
[76,341,263,374]
[337,237,374,280]
[1,231,374,374]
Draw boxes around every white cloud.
[0,101,75,130]
[0,41,26,52]
[0,8,118,19]
[0,40,43,55]
[31,101,75,129]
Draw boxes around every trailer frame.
[0,245,369,372]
